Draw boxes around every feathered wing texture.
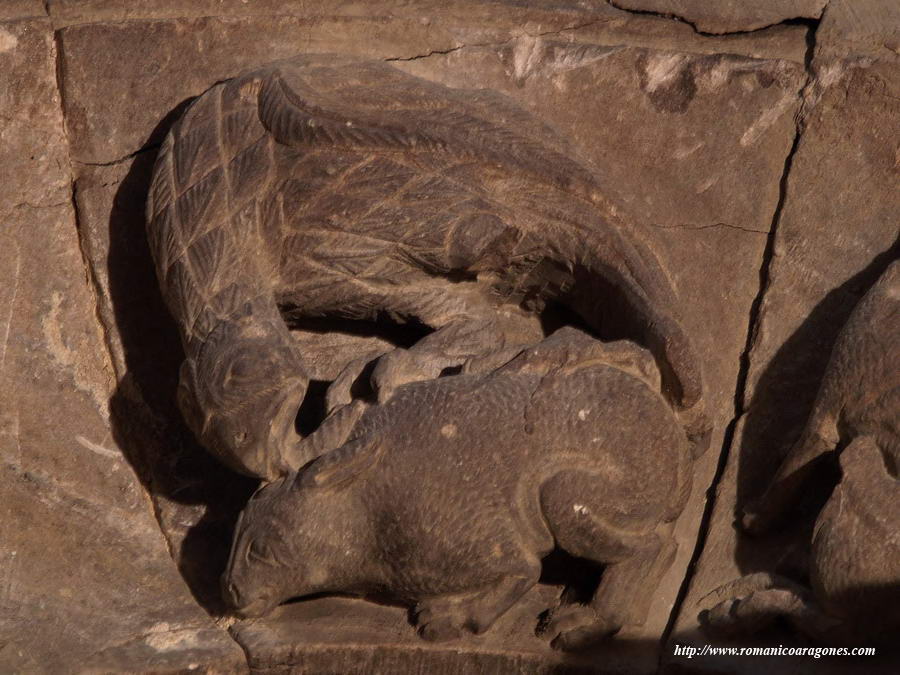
[146,74,309,480]
[256,55,703,415]
[145,54,707,478]
[147,75,282,348]
[258,55,599,196]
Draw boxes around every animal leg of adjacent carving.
[322,282,542,403]
[325,356,381,414]
[700,574,840,640]
[742,417,839,536]
[285,399,371,471]
[589,531,677,627]
[414,558,541,641]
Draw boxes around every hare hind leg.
[540,471,677,650]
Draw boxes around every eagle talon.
[371,348,443,403]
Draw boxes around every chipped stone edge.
[606,0,827,37]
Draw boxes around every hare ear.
[295,436,383,490]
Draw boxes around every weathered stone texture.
[0,1,44,21]
[609,0,827,34]
[815,0,900,61]
[667,2,900,672]
[1,20,70,214]
[55,9,554,164]
[0,17,245,673]
[56,4,811,166]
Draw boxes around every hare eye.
[248,540,278,566]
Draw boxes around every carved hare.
[222,329,694,650]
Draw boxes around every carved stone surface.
[0,0,44,21]
[4,2,898,673]
[668,3,900,671]
[0,16,244,673]
[372,35,807,670]
[25,6,800,670]
[704,260,899,642]
[145,53,707,481]
[223,329,693,649]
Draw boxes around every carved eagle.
[146,54,707,478]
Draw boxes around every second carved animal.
[223,329,696,650]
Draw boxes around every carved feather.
[145,54,707,478]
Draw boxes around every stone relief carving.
[223,327,695,649]
[7,1,900,670]
[702,259,899,643]
[144,54,710,483]
[144,54,711,651]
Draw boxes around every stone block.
[666,4,900,672]
[0,17,246,672]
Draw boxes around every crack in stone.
[649,222,768,235]
[385,45,466,62]
[656,8,824,662]
[73,20,600,163]
[74,142,162,167]
[606,0,823,38]
[49,25,252,667]
[66,178,121,386]
[384,19,604,62]
[49,29,120,400]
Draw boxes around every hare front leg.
[414,558,541,641]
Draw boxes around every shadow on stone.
[733,235,900,578]
[105,98,258,615]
